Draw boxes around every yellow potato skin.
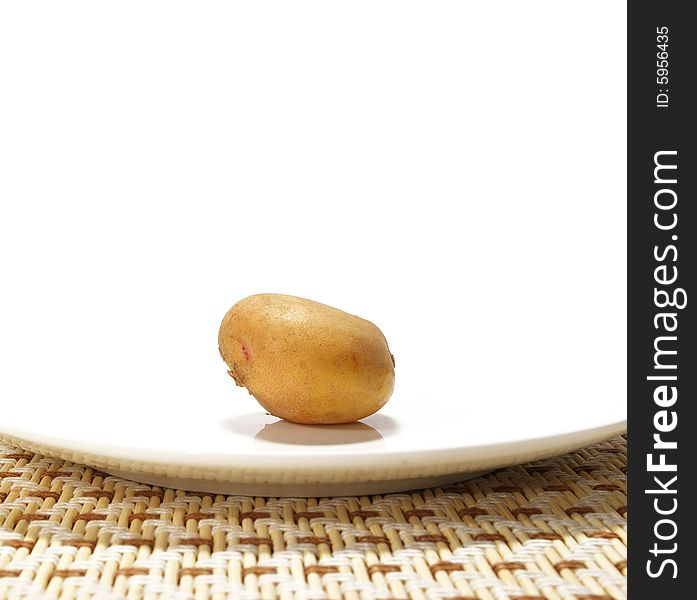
[218,294,395,424]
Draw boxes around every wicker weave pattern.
[0,436,627,599]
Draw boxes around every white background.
[0,2,626,450]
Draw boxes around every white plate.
[1,400,625,496]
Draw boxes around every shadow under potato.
[255,418,382,445]
[220,412,398,445]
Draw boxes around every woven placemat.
[0,436,626,600]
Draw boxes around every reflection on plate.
[254,419,383,446]
[220,411,397,446]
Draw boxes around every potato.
[218,294,395,424]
